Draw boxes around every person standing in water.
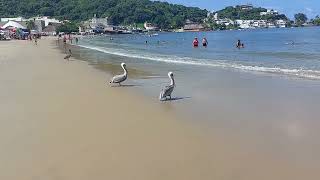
[236,39,245,48]
[193,37,199,47]
[202,37,208,47]
[236,39,241,48]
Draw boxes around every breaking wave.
[78,44,320,80]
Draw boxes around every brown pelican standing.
[64,49,72,61]
[159,72,175,101]
[110,63,128,86]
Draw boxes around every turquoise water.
[78,27,320,79]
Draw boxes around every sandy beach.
[1,38,320,180]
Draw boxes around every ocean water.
[77,27,320,80]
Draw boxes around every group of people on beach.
[56,34,79,53]
[192,37,208,47]
[58,34,79,45]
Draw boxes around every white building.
[276,20,287,28]
[32,16,61,27]
[83,14,110,30]
[260,9,278,16]
[236,20,253,29]
[254,20,267,28]
[267,22,276,28]
[252,21,260,28]
[214,13,219,21]
[91,15,109,27]
[215,18,234,26]
[1,17,27,22]
[239,4,253,10]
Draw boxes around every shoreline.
[1,38,320,179]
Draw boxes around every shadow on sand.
[161,96,191,102]
[110,84,141,88]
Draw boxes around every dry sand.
[0,38,319,180]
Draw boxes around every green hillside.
[0,0,208,29]
[217,6,288,21]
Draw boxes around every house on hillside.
[239,4,253,10]
[260,9,278,16]
[82,14,111,33]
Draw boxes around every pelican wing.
[111,74,127,83]
[161,85,174,98]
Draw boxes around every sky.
[161,0,320,19]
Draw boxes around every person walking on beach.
[63,35,67,52]
[75,37,79,44]
[34,35,38,45]
[63,36,67,44]
[202,37,208,47]
[193,37,199,47]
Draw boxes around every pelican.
[110,63,128,86]
[64,49,72,60]
[159,72,175,101]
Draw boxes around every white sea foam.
[78,44,320,80]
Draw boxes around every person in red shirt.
[193,37,199,47]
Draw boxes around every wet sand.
[0,38,319,180]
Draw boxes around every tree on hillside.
[312,15,320,26]
[216,6,288,21]
[56,22,79,33]
[0,0,208,29]
[294,13,308,26]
